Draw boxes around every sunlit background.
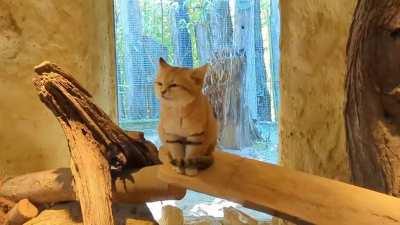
[113,0,280,221]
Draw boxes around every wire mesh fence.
[113,0,280,220]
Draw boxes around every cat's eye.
[170,84,178,88]
[155,82,162,86]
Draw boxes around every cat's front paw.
[185,168,198,176]
[171,158,185,174]
[173,165,185,174]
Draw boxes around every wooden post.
[345,0,400,196]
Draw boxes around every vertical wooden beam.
[345,0,400,196]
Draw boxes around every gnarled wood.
[32,61,160,225]
[345,0,400,196]
[0,166,186,204]
[158,147,400,225]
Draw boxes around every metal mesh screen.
[113,0,280,152]
[113,0,280,220]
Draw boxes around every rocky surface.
[278,1,357,224]
[280,0,356,182]
[0,0,116,175]
[159,205,270,225]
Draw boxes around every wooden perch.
[5,199,38,225]
[32,61,160,225]
[0,166,185,204]
[158,147,400,225]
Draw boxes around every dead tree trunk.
[346,0,400,196]
[32,62,160,225]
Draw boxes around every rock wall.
[0,0,116,175]
[279,0,356,181]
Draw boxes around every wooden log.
[5,199,38,225]
[0,166,186,204]
[31,62,159,225]
[158,147,400,225]
[24,202,156,225]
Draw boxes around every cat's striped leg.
[165,134,185,174]
[184,133,212,176]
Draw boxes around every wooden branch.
[24,202,156,225]
[32,61,160,171]
[0,166,186,204]
[158,147,400,225]
[31,61,160,225]
[5,199,38,225]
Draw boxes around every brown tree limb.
[32,61,160,225]
[0,167,186,204]
[158,147,400,225]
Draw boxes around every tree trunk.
[194,23,211,64]
[170,0,193,67]
[345,0,400,196]
[269,0,280,122]
[204,50,261,149]
[208,0,233,51]
[253,0,271,122]
[234,0,272,122]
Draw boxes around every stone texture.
[185,217,221,225]
[279,0,356,182]
[0,0,116,175]
[223,207,257,225]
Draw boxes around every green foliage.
[137,0,213,66]
[115,0,272,68]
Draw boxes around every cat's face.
[154,58,208,107]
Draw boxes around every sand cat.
[155,58,218,176]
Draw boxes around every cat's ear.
[191,64,209,86]
[159,57,170,69]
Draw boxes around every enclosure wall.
[279,0,356,181]
[0,0,116,175]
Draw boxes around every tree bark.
[0,167,186,205]
[346,0,400,196]
[170,0,193,67]
[204,50,262,149]
[32,62,159,225]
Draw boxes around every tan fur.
[155,58,218,176]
